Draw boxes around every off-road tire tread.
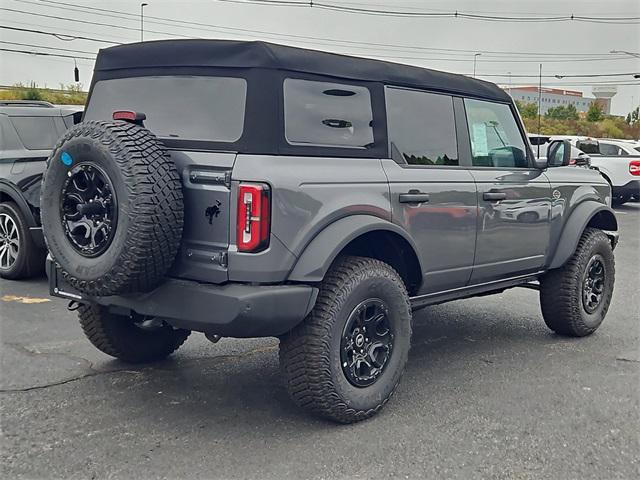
[279,256,411,423]
[42,120,183,296]
[540,228,615,337]
[78,303,190,363]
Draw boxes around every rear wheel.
[0,202,44,279]
[279,256,412,423]
[540,228,615,337]
[78,303,190,363]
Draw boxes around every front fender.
[288,214,422,283]
[548,201,617,269]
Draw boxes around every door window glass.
[386,88,458,166]
[283,78,374,148]
[464,99,528,168]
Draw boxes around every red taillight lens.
[236,183,270,252]
[112,110,146,124]
[629,160,640,176]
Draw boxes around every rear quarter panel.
[230,155,391,281]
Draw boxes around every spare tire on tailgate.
[41,120,183,296]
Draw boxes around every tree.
[586,102,603,122]
[515,100,538,119]
[545,104,579,120]
[627,107,639,126]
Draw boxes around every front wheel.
[540,228,615,337]
[279,256,412,423]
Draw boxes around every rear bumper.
[47,258,318,338]
[612,180,640,197]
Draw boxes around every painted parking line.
[1,295,51,304]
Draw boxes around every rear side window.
[386,87,458,166]
[283,78,374,148]
[464,99,528,168]
[598,143,626,156]
[85,76,247,142]
[10,116,60,150]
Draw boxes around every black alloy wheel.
[60,163,117,258]
[340,298,394,387]
[582,254,605,314]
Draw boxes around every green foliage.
[515,100,538,119]
[21,82,43,101]
[522,115,639,140]
[627,107,639,126]
[0,82,87,105]
[586,102,603,122]
[545,104,578,121]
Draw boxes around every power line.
[0,39,96,55]
[0,47,95,60]
[23,0,637,59]
[0,24,120,44]
[215,0,640,23]
[2,6,629,64]
[0,25,636,82]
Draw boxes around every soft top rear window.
[85,76,247,142]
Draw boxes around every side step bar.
[409,272,544,311]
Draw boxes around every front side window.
[386,87,458,166]
[85,76,247,142]
[283,78,374,148]
[10,116,60,150]
[464,99,528,168]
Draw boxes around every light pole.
[473,53,482,78]
[610,49,640,58]
[140,3,148,42]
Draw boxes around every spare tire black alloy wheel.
[40,121,184,296]
[61,163,117,258]
[341,299,393,387]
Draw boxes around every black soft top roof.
[95,40,510,102]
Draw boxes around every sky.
[0,0,639,116]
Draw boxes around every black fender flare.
[548,201,618,269]
[288,214,423,283]
[0,180,38,227]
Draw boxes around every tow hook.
[205,333,222,343]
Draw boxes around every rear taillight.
[236,183,270,252]
[630,160,640,176]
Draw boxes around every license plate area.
[46,256,84,301]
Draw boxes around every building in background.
[591,86,618,115]
[504,86,616,115]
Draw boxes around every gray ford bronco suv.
[41,40,618,423]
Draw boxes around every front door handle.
[399,191,430,204]
[483,192,507,201]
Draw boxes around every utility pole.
[537,63,542,159]
[473,53,482,78]
[140,3,148,42]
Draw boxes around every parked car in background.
[551,136,640,205]
[0,101,83,279]
[528,134,590,167]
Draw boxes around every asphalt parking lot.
[1,204,638,480]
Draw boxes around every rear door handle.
[483,192,507,201]
[399,191,430,204]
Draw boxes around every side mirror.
[547,139,572,167]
